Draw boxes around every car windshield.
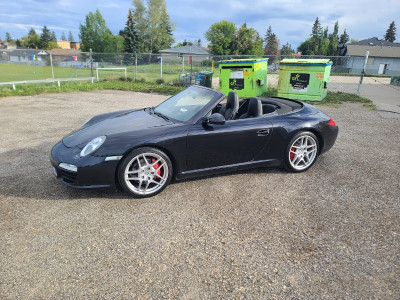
[154,86,220,122]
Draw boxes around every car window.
[155,87,219,122]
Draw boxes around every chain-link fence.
[1,50,399,96]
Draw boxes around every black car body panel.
[50,86,338,190]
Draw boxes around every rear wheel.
[118,147,172,198]
[284,131,319,172]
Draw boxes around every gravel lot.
[0,90,399,299]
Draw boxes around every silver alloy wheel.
[288,135,318,171]
[123,152,169,195]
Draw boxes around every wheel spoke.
[142,154,150,165]
[154,173,167,181]
[144,180,150,192]
[155,162,166,173]
[136,157,142,168]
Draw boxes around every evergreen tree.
[68,31,74,42]
[61,32,66,41]
[5,32,12,42]
[281,42,294,56]
[327,21,339,56]
[39,25,51,49]
[264,26,280,57]
[310,17,323,54]
[51,31,57,42]
[197,39,202,47]
[339,29,349,44]
[384,21,396,42]
[120,9,140,53]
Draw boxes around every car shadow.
[0,141,285,201]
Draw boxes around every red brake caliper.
[151,158,161,176]
[290,147,295,160]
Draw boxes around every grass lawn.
[0,62,215,84]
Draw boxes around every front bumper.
[50,141,120,189]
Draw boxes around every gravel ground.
[0,90,399,299]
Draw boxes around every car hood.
[63,109,172,148]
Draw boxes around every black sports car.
[50,85,338,198]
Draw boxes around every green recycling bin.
[196,71,213,88]
[277,59,332,101]
[219,58,268,97]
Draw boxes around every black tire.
[284,131,319,172]
[118,147,173,198]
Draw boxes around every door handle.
[257,129,270,136]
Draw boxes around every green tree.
[297,38,312,55]
[5,32,12,42]
[327,21,339,56]
[79,9,115,52]
[264,25,280,57]
[339,29,349,44]
[309,17,324,54]
[205,20,236,55]
[120,9,140,53]
[131,0,174,53]
[68,31,74,42]
[280,42,294,56]
[155,4,174,51]
[384,21,396,42]
[61,32,66,41]
[51,31,57,42]
[132,0,147,52]
[21,28,40,48]
[40,25,51,49]
[233,23,263,55]
[47,41,59,50]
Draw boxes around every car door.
[185,117,273,171]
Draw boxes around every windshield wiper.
[153,111,170,121]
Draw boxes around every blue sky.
[0,0,399,50]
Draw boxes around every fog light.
[59,163,78,172]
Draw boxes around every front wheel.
[284,131,319,172]
[118,147,173,198]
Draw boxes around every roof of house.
[159,45,209,55]
[348,37,400,47]
[344,37,400,58]
[9,49,48,56]
[47,49,81,56]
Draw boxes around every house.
[47,49,83,67]
[8,49,48,65]
[56,41,81,50]
[159,45,210,62]
[339,37,400,75]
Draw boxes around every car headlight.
[80,136,106,157]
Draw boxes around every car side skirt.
[177,158,281,180]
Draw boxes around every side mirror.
[203,113,225,125]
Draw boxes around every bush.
[155,78,165,85]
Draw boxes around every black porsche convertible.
[50,85,338,197]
